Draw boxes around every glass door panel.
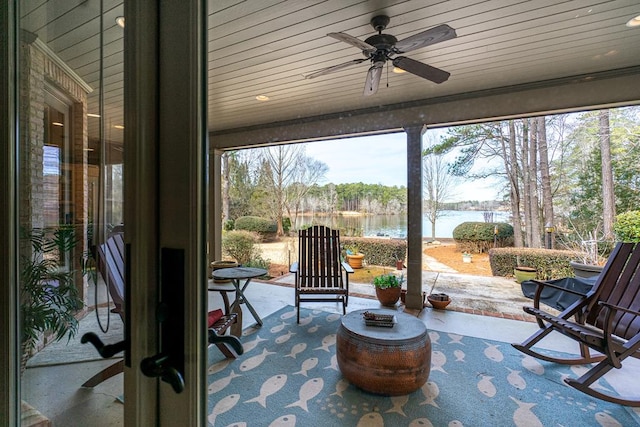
[18,1,124,425]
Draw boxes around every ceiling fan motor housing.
[363,34,398,56]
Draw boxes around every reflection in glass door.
[18,1,124,425]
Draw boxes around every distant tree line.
[222,146,407,236]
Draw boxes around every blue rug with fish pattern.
[207,306,640,426]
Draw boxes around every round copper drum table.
[336,309,431,396]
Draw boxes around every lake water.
[295,210,510,239]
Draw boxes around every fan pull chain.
[386,64,389,88]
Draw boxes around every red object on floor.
[208,309,223,328]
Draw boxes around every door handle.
[140,353,185,393]
[139,247,186,393]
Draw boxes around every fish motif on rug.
[207,306,640,426]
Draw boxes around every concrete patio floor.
[20,275,640,426]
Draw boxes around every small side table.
[211,267,266,334]
[336,309,431,395]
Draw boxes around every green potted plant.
[20,226,84,373]
[344,244,365,269]
[372,273,404,306]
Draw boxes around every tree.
[563,107,640,241]
[258,145,328,235]
[526,118,542,248]
[226,150,259,220]
[221,152,230,222]
[506,120,524,247]
[422,135,456,239]
[284,156,328,230]
[537,116,555,246]
[599,109,616,240]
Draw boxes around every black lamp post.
[545,222,555,249]
[494,225,498,247]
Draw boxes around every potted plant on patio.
[372,273,404,306]
[344,244,365,269]
[514,265,537,283]
[427,293,451,310]
[20,226,84,373]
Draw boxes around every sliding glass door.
[2,1,209,425]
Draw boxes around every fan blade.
[328,32,376,53]
[394,24,457,53]
[392,56,450,83]
[303,59,366,79]
[363,63,383,96]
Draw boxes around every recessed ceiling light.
[256,95,270,101]
[392,66,406,74]
[115,16,125,28]
[626,15,640,27]
[87,113,101,118]
[114,125,125,129]
[52,122,63,127]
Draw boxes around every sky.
[302,132,501,202]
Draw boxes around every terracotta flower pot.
[375,286,401,306]
[347,253,365,269]
[427,293,451,310]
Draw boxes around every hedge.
[453,221,514,253]
[341,237,407,267]
[234,216,277,240]
[488,247,578,280]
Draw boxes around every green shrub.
[234,216,277,240]
[373,273,405,289]
[221,230,259,265]
[243,255,271,278]
[614,211,640,242]
[488,247,577,280]
[453,222,514,253]
[341,237,407,267]
[223,219,235,231]
[282,217,291,234]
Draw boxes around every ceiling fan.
[304,15,457,96]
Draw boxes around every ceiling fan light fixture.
[116,16,125,28]
[255,95,270,101]
[626,15,640,27]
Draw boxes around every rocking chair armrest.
[341,262,354,274]
[598,301,640,317]
[289,262,299,274]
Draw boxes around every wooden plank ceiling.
[20,0,640,146]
